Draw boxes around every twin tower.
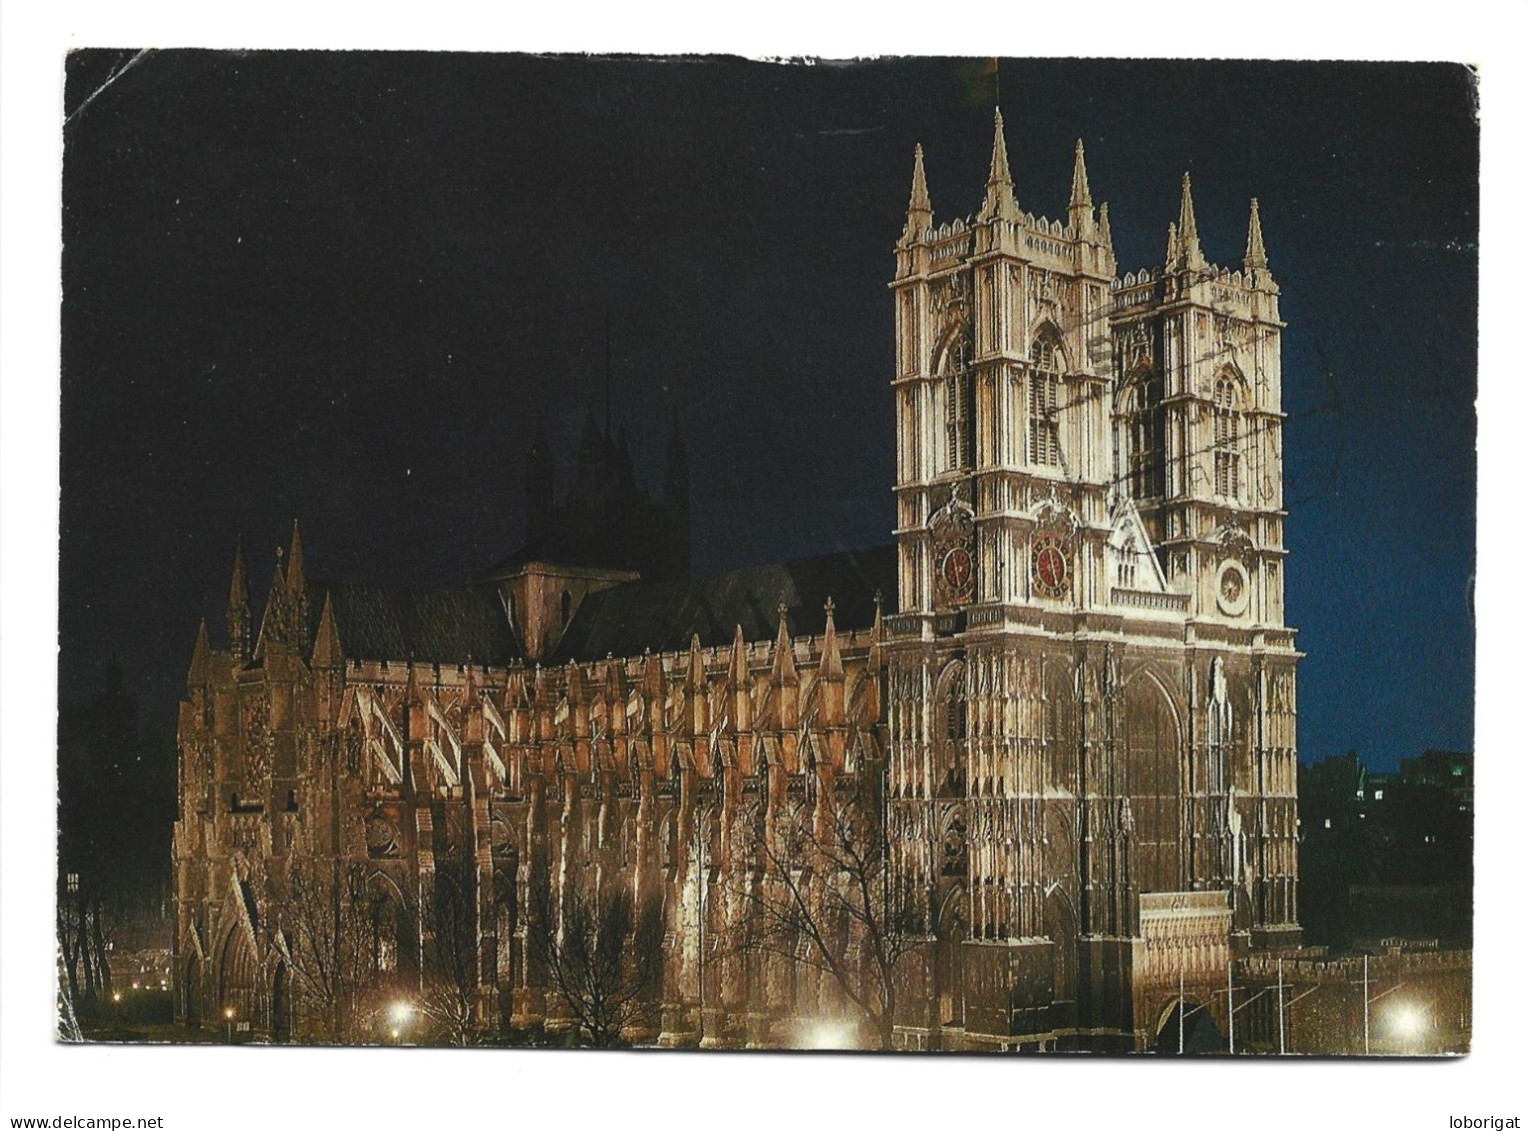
[880,110,1299,1048]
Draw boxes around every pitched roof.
[550,545,895,663]
[316,581,522,666]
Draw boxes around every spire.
[1176,172,1205,270]
[312,591,343,668]
[820,597,842,679]
[1068,139,1094,237]
[253,547,288,660]
[902,143,932,244]
[285,520,305,595]
[286,519,309,650]
[226,540,251,664]
[978,108,1020,223]
[771,601,797,685]
[187,619,211,688]
[729,623,749,687]
[1165,220,1180,268]
[1244,197,1269,271]
[1098,201,1114,252]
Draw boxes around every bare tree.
[526,868,664,1048]
[415,855,482,1046]
[736,797,920,1050]
[276,860,379,1044]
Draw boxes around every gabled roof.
[316,581,523,666]
[550,545,895,663]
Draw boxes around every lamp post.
[224,1005,235,1045]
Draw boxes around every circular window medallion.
[365,816,399,857]
[1031,533,1072,598]
[1216,560,1250,617]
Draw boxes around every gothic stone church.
[173,111,1300,1051]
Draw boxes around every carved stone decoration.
[940,809,968,877]
[929,484,976,610]
[929,271,972,376]
[241,695,272,794]
[365,814,400,858]
[489,813,515,857]
[1216,523,1256,565]
[1125,320,1153,370]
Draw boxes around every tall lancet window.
[945,370,971,471]
[1027,327,1064,467]
[1213,372,1242,499]
[1125,367,1165,501]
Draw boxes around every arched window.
[1213,374,1242,499]
[1117,535,1139,589]
[560,588,572,626]
[936,662,967,797]
[1028,329,1063,467]
[1124,368,1165,500]
[945,370,971,471]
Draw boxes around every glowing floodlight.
[804,1020,856,1050]
[388,1001,413,1027]
[1393,1004,1426,1039]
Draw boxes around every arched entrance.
[1123,674,1183,893]
[1154,999,1224,1054]
[271,961,291,1043]
[217,926,257,1035]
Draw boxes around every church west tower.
[884,111,1300,1050]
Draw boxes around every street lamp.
[387,1000,413,1044]
[224,1005,235,1044]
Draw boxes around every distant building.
[1298,751,1472,950]
[173,112,1301,1051]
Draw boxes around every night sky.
[60,53,1477,770]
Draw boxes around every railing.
[1111,587,1190,612]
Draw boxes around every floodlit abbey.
[173,111,1302,1051]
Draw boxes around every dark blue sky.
[60,54,1476,770]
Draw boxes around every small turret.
[977,108,1021,224]
[311,591,343,669]
[1098,201,1114,253]
[902,143,932,245]
[1244,197,1275,291]
[1068,139,1094,239]
[1175,172,1206,271]
[226,541,251,665]
[253,546,288,661]
[187,618,211,690]
[285,519,308,651]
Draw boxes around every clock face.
[1031,533,1071,598]
[1216,560,1250,616]
[941,546,973,591]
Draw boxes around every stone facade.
[173,111,1300,1051]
